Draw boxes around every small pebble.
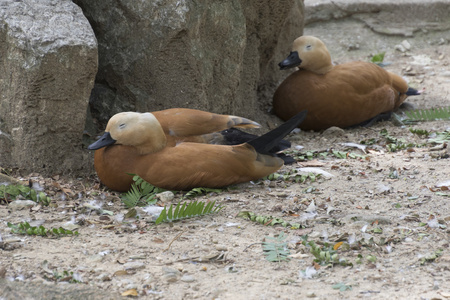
[215,244,228,251]
[306,291,317,298]
[97,273,111,281]
[124,261,145,271]
[401,40,411,50]
[8,200,36,211]
[163,273,178,283]
[180,275,196,282]
[156,191,175,203]
[163,267,180,275]
[395,44,406,53]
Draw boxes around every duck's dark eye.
[119,123,126,129]
[306,44,312,50]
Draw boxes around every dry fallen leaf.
[298,159,325,167]
[121,288,138,297]
[333,242,343,250]
[62,188,74,196]
[152,237,164,244]
[114,270,129,277]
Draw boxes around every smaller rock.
[62,222,80,231]
[162,266,180,278]
[376,184,391,194]
[124,261,146,271]
[97,273,111,281]
[215,244,228,251]
[401,40,411,51]
[322,126,345,136]
[306,291,317,298]
[180,274,196,282]
[8,200,37,211]
[156,191,175,203]
[395,44,406,53]
[163,273,178,283]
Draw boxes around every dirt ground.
[1,9,450,300]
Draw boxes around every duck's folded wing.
[153,108,260,137]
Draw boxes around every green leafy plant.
[7,222,78,237]
[302,238,351,267]
[183,187,223,199]
[237,211,304,229]
[262,233,291,262]
[121,175,166,208]
[380,129,417,152]
[155,200,223,225]
[332,282,353,291]
[370,52,385,65]
[404,107,450,123]
[264,170,319,184]
[0,184,51,206]
[50,270,82,283]
[409,128,430,137]
[427,130,450,144]
[40,260,82,283]
[419,249,443,265]
[285,149,365,161]
[331,150,366,159]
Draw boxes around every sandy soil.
[1,10,450,300]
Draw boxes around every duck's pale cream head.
[88,112,167,154]
[279,36,333,74]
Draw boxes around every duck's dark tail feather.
[406,87,421,96]
[220,128,291,151]
[351,112,392,128]
[247,110,307,159]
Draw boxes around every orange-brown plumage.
[273,36,415,131]
[152,108,261,146]
[88,109,307,192]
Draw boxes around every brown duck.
[88,108,307,191]
[273,36,419,131]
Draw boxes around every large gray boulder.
[0,0,97,175]
[74,0,304,128]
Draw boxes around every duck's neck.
[313,64,333,74]
[136,137,167,155]
[134,113,168,155]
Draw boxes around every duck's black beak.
[88,132,117,150]
[278,51,302,70]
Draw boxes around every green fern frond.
[7,222,78,237]
[121,174,167,208]
[182,187,223,199]
[237,211,304,229]
[262,233,291,262]
[155,200,223,225]
[409,128,430,137]
[404,107,450,123]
